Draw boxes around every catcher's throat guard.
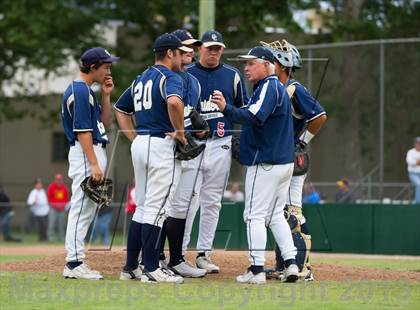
[80,177,113,208]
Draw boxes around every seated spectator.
[223,182,244,202]
[406,137,420,203]
[302,182,321,204]
[27,178,49,241]
[335,179,355,203]
[125,180,136,215]
[0,183,22,242]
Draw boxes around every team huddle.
[60,28,326,284]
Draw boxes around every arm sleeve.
[294,85,326,122]
[165,73,183,101]
[223,104,260,126]
[72,84,93,131]
[406,150,417,166]
[47,185,53,203]
[233,72,249,108]
[114,84,134,115]
[27,190,35,205]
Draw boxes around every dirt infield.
[1,246,419,282]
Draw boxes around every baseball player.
[61,47,119,280]
[157,29,208,278]
[183,30,248,273]
[114,33,190,283]
[212,46,299,284]
[270,40,327,281]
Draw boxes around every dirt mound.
[1,250,419,282]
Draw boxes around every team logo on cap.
[186,31,193,38]
[104,49,111,56]
[211,33,218,41]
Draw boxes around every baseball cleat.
[159,259,168,270]
[196,256,220,273]
[141,268,184,284]
[170,261,207,278]
[281,264,299,283]
[63,263,103,280]
[120,267,142,281]
[304,270,314,282]
[236,270,266,284]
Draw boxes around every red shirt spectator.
[125,185,136,214]
[47,174,69,212]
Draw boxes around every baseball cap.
[153,33,192,53]
[201,30,226,48]
[237,46,276,63]
[172,29,202,46]
[80,47,120,67]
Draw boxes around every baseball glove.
[293,142,309,176]
[175,132,206,161]
[189,108,210,139]
[80,177,113,208]
[231,135,240,162]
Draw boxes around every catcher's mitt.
[231,135,240,162]
[80,177,113,208]
[189,108,210,139]
[175,132,206,161]
[293,142,309,176]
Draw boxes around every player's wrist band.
[299,130,315,144]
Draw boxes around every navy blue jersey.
[222,75,294,166]
[187,62,248,138]
[61,80,109,145]
[114,65,183,137]
[178,71,201,129]
[286,79,326,143]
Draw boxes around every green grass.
[0,272,419,310]
[311,257,420,273]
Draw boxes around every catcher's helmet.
[281,40,302,70]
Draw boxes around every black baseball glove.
[231,135,240,162]
[293,142,310,176]
[189,108,210,139]
[175,132,206,161]
[80,177,113,208]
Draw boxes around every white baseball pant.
[65,142,107,262]
[244,162,296,267]
[286,174,307,224]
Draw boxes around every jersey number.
[134,80,153,111]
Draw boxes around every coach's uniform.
[62,80,108,263]
[222,74,297,270]
[285,79,326,225]
[183,62,248,256]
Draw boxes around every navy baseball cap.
[237,46,275,63]
[201,30,226,48]
[80,47,120,66]
[153,33,192,52]
[172,29,202,46]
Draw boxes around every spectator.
[91,207,113,246]
[27,178,49,241]
[302,182,321,204]
[335,179,355,203]
[406,137,420,203]
[0,183,22,242]
[223,182,244,202]
[47,173,69,241]
[125,180,136,215]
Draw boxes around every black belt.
[70,141,106,148]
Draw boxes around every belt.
[70,141,106,148]
[138,133,166,139]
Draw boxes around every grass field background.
[0,247,419,310]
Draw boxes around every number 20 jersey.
[114,65,184,137]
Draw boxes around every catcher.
[262,39,327,281]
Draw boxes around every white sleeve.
[406,149,417,166]
[27,190,36,205]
